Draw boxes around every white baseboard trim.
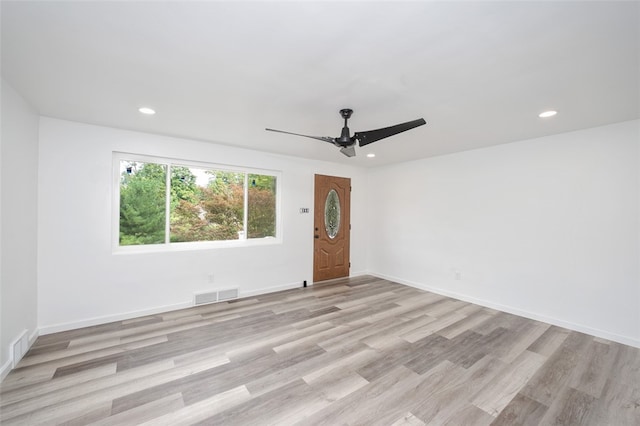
[29,328,40,346]
[369,272,640,349]
[39,301,193,335]
[35,272,639,351]
[240,281,306,298]
[38,281,311,335]
[0,358,12,383]
[1,327,39,383]
[311,271,368,286]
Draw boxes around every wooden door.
[314,174,351,282]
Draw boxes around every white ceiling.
[2,1,638,167]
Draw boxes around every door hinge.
[349,262,351,268]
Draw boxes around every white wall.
[37,118,368,332]
[367,120,640,347]
[1,78,40,378]
[19,113,640,350]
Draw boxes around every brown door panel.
[313,174,351,282]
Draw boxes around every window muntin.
[116,155,279,249]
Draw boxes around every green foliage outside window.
[119,161,277,246]
[248,174,277,238]
[119,163,166,245]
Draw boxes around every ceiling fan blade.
[355,118,426,147]
[340,145,356,157]
[265,128,335,144]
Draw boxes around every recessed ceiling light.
[367,153,376,158]
[138,107,156,115]
[538,110,557,118]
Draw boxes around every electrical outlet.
[454,270,462,280]
[208,274,214,284]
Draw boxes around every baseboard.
[38,273,639,348]
[0,358,12,382]
[240,281,307,298]
[39,301,193,335]
[311,271,368,286]
[350,270,367,278]
[0,327,39,383]
[369,272,640,349]
[39,281,310,335]
[29,328,39,348]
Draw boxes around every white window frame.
[112,152,282,253]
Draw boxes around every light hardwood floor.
[1,275,639,425]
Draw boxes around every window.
[115,154,279,249]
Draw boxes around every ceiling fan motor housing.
[337,109,355,145]
[337,126,353,146]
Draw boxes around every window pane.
[119,161,167,245]
[324,189,340,239]
[247,174,277,239]
[170,167,245,242]
[168,165,202,242]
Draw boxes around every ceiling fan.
[266,109,426,157]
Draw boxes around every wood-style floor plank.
[1,275,639,425]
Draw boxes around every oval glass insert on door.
[324,189,341,239]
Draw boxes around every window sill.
[112,236,282,255]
